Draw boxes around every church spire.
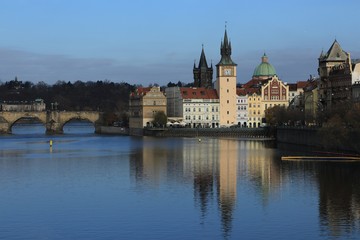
[198,44,209,68]
[217,27,236,66]
[193,45,213,88]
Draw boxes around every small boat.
[281,156,360,162]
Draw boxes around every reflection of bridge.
[0,111,102,134]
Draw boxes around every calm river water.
[0,123,360,240]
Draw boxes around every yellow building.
[214,28,237,126]
[129,86,167,135]
[238,54,289,127]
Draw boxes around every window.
[227,111,229,114]
[227,100,229,103]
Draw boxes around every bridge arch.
[0,112,47,134]
[47,111,102,134]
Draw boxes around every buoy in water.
[198,138,201,142]
[49,140,53,148]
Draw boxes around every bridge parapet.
[0,111,102,134]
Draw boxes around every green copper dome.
[252,53,276,77]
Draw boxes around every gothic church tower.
[214,28,237,126]
[193,46,213,88]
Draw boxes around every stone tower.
[193,46,213,88]
[214,28,237,126]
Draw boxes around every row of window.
[184,115,219,121]
[248,117,261,121]
[264,103,286,109]
[184,107,219,112]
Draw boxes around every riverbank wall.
[98,126,128,135]
[143,127,274,139]
[276,127,321,147]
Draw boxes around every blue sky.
[0,0,359,86]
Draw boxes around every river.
[0,123,359,239]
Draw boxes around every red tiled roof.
[180,87,219,99]
[136,87,151,95]
[296,81,308,89]
[236,87,260,96]
[130,87,152,97]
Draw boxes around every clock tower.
[214,27,237,126]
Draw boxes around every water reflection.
[317,163,360,237]
[130,137,279,238]
[129,137,360,239]
[2,126,360,239]
[278,143,360,238]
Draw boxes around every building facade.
[214,29,237,126]
[0,99,46,112]
[236,93,248,127]
[165,87,220,128]
[129,86,167,134]
[237,55,289,127]
[318,40,351,108]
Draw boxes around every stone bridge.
[0,111,103,134]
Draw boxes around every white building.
[165,87,220,128]
[236,93,248,127]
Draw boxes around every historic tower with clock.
[214,28,237,126]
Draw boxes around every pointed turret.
[199,45,209,69]
[193,45,213,88]
[323,39,348,61]
[217,28,236,66]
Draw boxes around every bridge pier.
[46,111,63,134]
[0,122,10,134]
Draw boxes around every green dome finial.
[253,53,276,77]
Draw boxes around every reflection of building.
[193,46,213,88]
[217,139,238,236]
[317,165,360,237]
[129,86,167,135]
[245,141,281,205]
[129,138,184,187]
